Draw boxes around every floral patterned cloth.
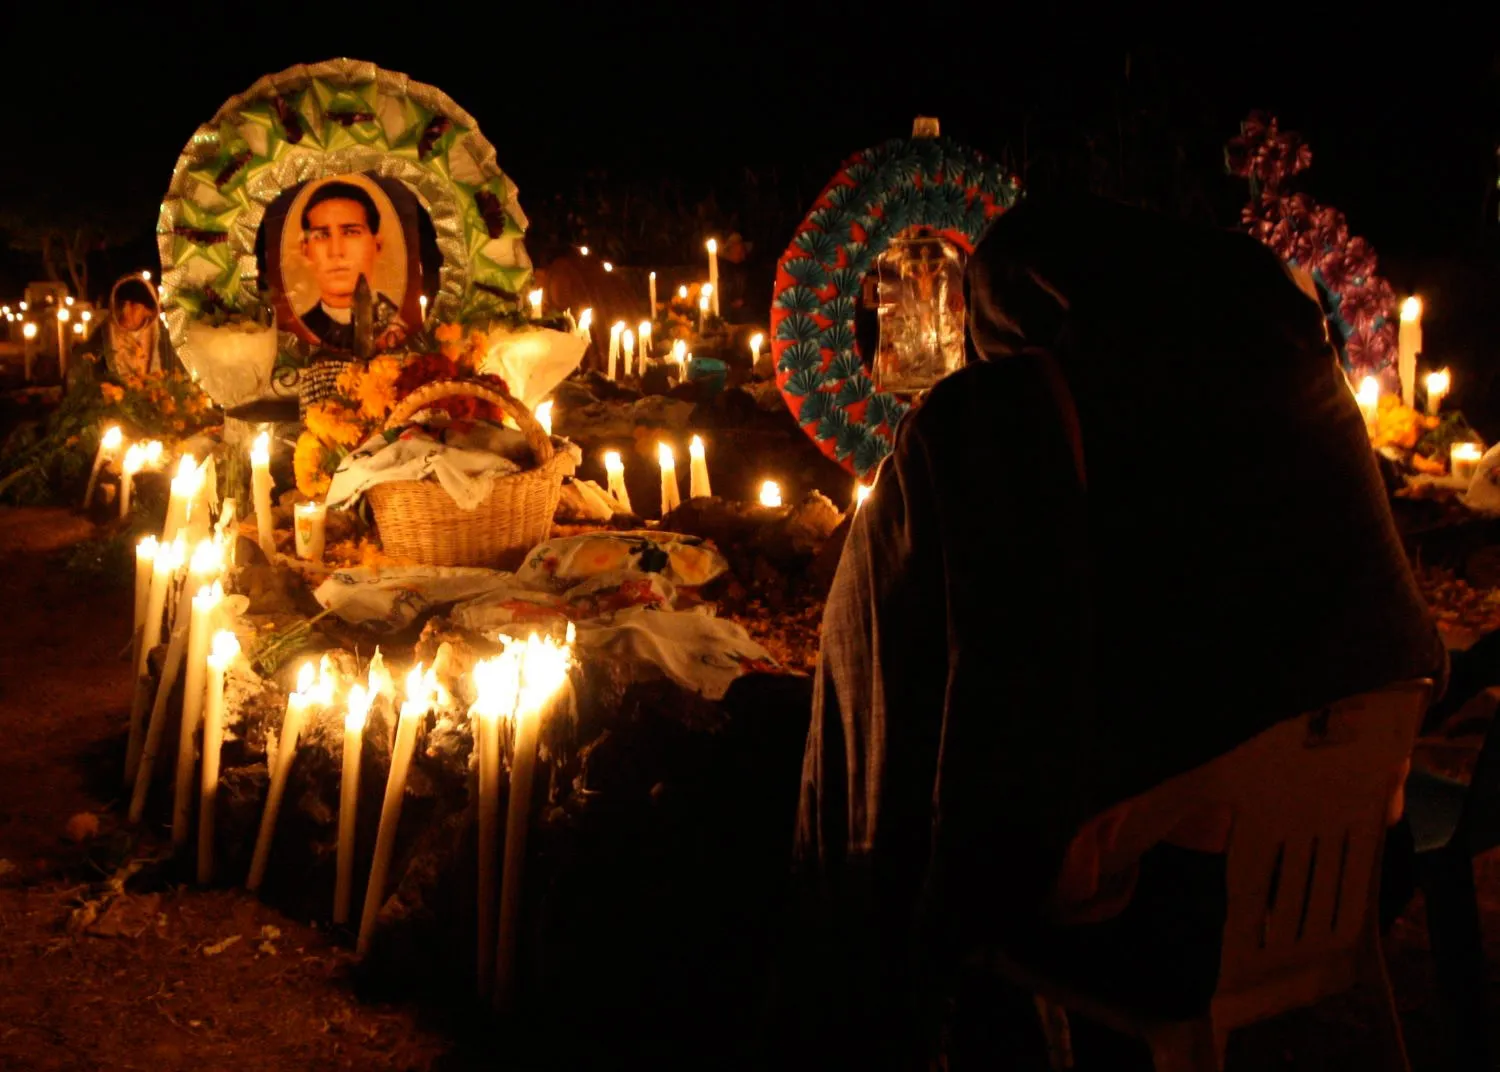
[515,531,728,591]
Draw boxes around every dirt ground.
[0,506,1496,1070]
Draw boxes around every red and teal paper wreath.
[771,136,1019,478]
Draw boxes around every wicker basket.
[366,380,575,568]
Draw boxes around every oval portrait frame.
[158,58,532,403]
[770,136,1020,478]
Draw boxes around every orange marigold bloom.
[293,431,333,500]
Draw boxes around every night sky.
[2,7,1494,289]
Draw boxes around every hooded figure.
[791,196,1445,1066]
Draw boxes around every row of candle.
[81,425,170,518]
[1352,371,1482,480]
[576,236,722,320]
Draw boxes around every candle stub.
[1451,442,1483,483]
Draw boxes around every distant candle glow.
[759,480,783,508]
[57,307,69,322]
[749,332,764,363]
[142,440,164,468]
[677,285,689,300]
[579,246,590,256]
[101,425,123,452]
[64,296,74,307]
[141,271,152,282]
[854,483,872,509]
[80,310,91,323]
[602,261,614,273]
[577,308,593,334]
[22,322,37,340]
[419,294,428,318]
[1425,368,1451,415]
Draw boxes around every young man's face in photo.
[302,197,381,307]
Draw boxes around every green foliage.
[63,530,136,588]
[1417,412,1481,462]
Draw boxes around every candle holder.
[1451,442,1483,483]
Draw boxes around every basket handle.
[384,378,554,466]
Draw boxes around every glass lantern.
[872,226,967,396]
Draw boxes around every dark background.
[3,5,1498,419]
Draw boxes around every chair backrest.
[1182,680,1430,1022]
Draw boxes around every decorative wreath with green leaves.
[771,136,1019,478]
[158,58,533,401]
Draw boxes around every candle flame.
[137,534,159,561]
[701,283,713,298]
[192,581,221,613]
[602,261,613,273]
[622,329,634,352]
[657,441,675,469]
[81,310,91,323]
[1453,442,1483,462]
[1400,296,1422,322]
[101,426,123,451]
[855,483,872,508]
[749,332,764,354]
[57,307,69,322]
[527,288,544,313]
[535,400,554,437]
[603,449,624,474]
[759,480,783,508]
[22,322,36,339]
[122,443,147,475]
[689,435,705,460]
[672,339,687,363]
[517,632,573,721]
[367,647,394,701]
[1355,376,1380,408]
[698,294,710,312]
[251,431,270,466]
[143,441,164,467]
[295,661,316,696]
[638,321,651,339]
[208,629,240,672]
[579,246,589,256]
[402,661,435,719]
[706,238,717,254]
[1426,368,1450,395]
[677,285,688,300]
[345,683,372,733]
[649,270,656,281]
[577,308,593,333]
[172,454,203,497]
[189,538,222,579]
[610,321,625,337]
[471,652,521,722]
[566,621,576,646]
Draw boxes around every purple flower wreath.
[1226,112,1398,384]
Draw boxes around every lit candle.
[658,441,681,517]
[163,455,202,549]
[672,339,687,379]
[759,480,783,508]
[535,400,554,437]
[334,682,373,925]
[141,271,151,283]
[638,321,652,360]
[648,272,657,318]
[603,450,633,514]
[214,497,238,568]
[83,425,123,509]
[576,307,593,340]
[622,329,635,379]
[579,245,589,256]
[173,580,222,851]
[677,285,688,301]
[358,662,434,955]
[129,538,220,822]
[126,536,183,786]
[854,483,872,510]
[1398,297,1423,408]
[419,294,428,321]
[602,261,614,273]
[126,536,159,783]
[1425,368,1450,417]
[142,440,164,469]
[248,659,330,891]
[1354,376,1380,434]
[1452,442,1483,483]
[607,322,624,381]
[688,435,711,499]
[471,650,519,997]
[527,288,543,318]
[495,631,573,1010]
[197,629,239,883]
[698,292,709,334]
[119,442,146,520]
[706,239,720,317]
[749,332,765,367]
[251,431,275,560]
[294,501,327,563]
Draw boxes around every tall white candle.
[672,340,687,380]
[1397,297,1422,408]
[127,536,183,786]
[294,502,327,563]
[706,239,720,317]
[638,321,652,361]
[698,293,709,334]
[84,425,123,509]
[495,632,573,1010]
[622,329,635,379]
[472,652,519,997]
[750,332,765,368]
[248,660,324,890]
[607,322,624,381]
[119,443,146,520]
[173,581,222,851]
[576,307,593,341]
[1355,376,1380,434]
[358,663,434,955]
[603,450,633,514]
[126,536,159,782]
[1425,368,1450,417]
[334,683,373,925]
[197,629,239,884]
[163,455,201,549]
[658,442,681,517]
[688,435,711,500]
[251,431,275,560]
[214,497,238,568]
[648,272,657,319]
[130,539,222,823]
